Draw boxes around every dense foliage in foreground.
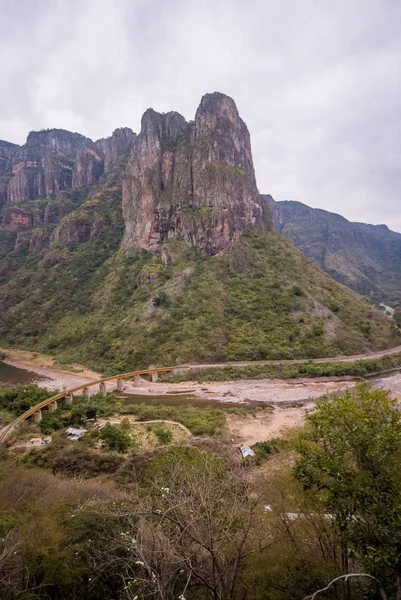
[1,384,401,598]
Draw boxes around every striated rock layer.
[97,127,136,170]
[122,92,272,255]
[0,128,136,210]
[5,130,104,205]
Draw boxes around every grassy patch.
[119,402,257,436]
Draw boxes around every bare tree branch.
[304,573,388,600]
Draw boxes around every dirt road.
[176,344,401,370]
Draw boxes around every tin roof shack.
[240,445,255,459]
[30,438,43,447]
[66,428,88,441]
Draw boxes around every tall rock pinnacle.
[122,92,271,255]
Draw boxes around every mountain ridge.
[267,197,401,306]
[0,93,399,372]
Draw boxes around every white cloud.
[0,0,400,229]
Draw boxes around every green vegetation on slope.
[167,351,401,382]
[0,215,399,373]
[272,198,401,305]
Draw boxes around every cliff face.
[0,127,136,212]
[0,128,136,236]
[97,127,136,170]
[1,95,270,255]
[4,129,104,206]
[268,198,401,303]
[122,92,271,255]
[0,141,18,209]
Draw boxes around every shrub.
[154,425,173,445]
[100,423,132,452]
[252,438,286,464]
[51,445,124,477]
[0,385,52,416]
[152,291,169,307]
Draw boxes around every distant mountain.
[266,197,401,306]
[0,94,399,374]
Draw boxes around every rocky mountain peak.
[140,109,188,144]
[122,92,271,256]
[0,128,105,208]
[25,129,86,153]
[96,127,136,170]
[195,92,242,132]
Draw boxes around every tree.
[0,385,51,416]
[100,423,132,452]
[0,531,25,600]
[85,406,97,420]
[90,447,260,600]
[295,383,401,598]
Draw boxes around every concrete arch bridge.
[0,366,172,444]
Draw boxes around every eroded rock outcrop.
[122,92,271,255]
[3,207,33,231]
[0,94,272,254]
[2,129,104,206]
[96,127,136,170]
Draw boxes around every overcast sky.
[0,0,400,230]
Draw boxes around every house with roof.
[66,427,88,441]
[29,437,43,447]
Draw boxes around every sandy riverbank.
[122,376,359,405]
[1,357,96,391]
[0,347,100,380]
[1,347,361,404]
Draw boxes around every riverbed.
[3,356,401,408]
[3,358,401,444]
[0,358,363,406]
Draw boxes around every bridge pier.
[117,379,124,393]
[82,387,89,397]
[48,401,57,413]
[99,382,106,396]
[133,376,142,387]
[65,394,74,405]
[33,410,42,423]
[149,365,158,383]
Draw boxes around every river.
[0,360,45,385]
